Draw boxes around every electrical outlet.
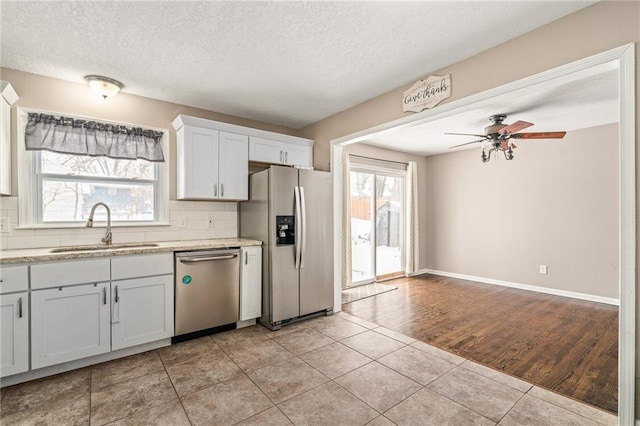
[0,217,10,233]
[178,216,187,229]
[207,216,215,228]
[539,265,548,274]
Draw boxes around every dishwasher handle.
[178,254,238,263]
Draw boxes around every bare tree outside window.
[39,152,157,223]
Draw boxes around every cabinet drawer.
[31,258,110,290]
[0,265,28,294]
[111,253,173,280]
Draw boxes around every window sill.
[15,222,172,230]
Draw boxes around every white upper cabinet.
[179,126,220,199]
[174,116,248,201]
[282,140,313,167]
[219,132,249,200]
[249,137,283,164]
[173,116,314,200]
[248,136,313,168]
[0,81,18,195]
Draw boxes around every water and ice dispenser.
[276,215,295,246]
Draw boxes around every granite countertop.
[0,238,262,265]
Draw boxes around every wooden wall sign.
[402,74,451,113]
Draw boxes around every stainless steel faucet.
[86,202,112,245]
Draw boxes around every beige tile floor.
[0,312,617,425]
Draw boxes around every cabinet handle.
[103,287,107,305]
[285,151,288,163]
[280,150,283,163]
[0,278,4,283]
[114,285,119,303]
[18,297,22,318]
[214,183,218,197]
[245,251,248,265]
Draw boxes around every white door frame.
[330,44,635,423]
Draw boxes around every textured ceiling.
[0,1,593,129]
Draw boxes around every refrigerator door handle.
[294,186,302,269]
[300,186,307,269]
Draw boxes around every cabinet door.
[0,96,11,195]
[284,142,313,168]
[219,132,249,200]
[249,137,284,164]
[31,283,111,369]
[180,126,220,199]
[0,292,28,377]
[240,246,262,321]
[111,275,174,351]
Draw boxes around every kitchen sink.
[49,242,159,253]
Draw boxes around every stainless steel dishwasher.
[174,249,240,336]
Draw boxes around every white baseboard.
[411,269,619,306]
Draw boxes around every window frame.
[17,108,170,229]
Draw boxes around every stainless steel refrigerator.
[240,166,333,330]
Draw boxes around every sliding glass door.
[349,165,405,286]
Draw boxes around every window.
[36,151,159,223]
[17,109,168,227]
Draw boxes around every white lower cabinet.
[31,282,111,369]
[0,292,29,377]
[240,246,262,321]
[111,274,174,350]
[9,252,174,377]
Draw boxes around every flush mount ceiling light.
[84,75,124,99]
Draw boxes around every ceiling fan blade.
[498,120,534,135]
[449,139,486,149]
[510,131,567,139]
[444,132,488,138]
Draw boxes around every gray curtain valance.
[25,113,165,162]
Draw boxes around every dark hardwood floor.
[343,274,618,414]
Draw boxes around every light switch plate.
[539,265,548,274]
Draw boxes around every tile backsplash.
[0,198,239,250]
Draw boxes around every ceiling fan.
[446,114,566,162]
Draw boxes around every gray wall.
[424,123,619,299]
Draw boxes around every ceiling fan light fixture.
[446,114,566,164]
[84,75,124,99]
